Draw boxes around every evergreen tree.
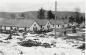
[69,15,85,25]
[20,13,25,19]
[37,8,45,19]
[74,8,85,24]
[47,10,55,20]
[76,16,85,24]
[69,16,75,24]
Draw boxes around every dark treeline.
[9,8,85,25]
[37,8,85,25]
[37,8,55,19]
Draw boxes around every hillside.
[0,11,85,20]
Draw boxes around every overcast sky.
[0,0,85,12]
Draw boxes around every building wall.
[2,26,18,30]
[40,25,45,31]
[1,26,5,30]
[63,24,68,28]
[44,21,52,30]
[18,27,25,31]
[0,26,2,29]
[11,26,17,29]
[0,20,67,32]
[52,24,62,28]
[5,26,11,30]
[29,22,40,31]
[26,27,30,31]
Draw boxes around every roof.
[0,19,69,27]
[16,19,34,27]
[0,19,34,27]
[35,19,68,26]
[35,19,49,26]
[0,19,18,26]
[50,20,68,25]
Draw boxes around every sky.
[0,0,85,12]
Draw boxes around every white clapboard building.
[0,19,68,32]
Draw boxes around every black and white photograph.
[0,0,85,55]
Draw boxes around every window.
[42,27,44,29]
[34,24,36,26]
[33,27,37,31]
[47,25,50,29]
[53,24,54,27]
[58,25,59,27]
[41,25,42,28]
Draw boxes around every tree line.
[10,8,85,25]
[37,8,55,19]
[37,8,85,25]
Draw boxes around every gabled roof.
[35,19,49,26]
[35,19,68,26]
